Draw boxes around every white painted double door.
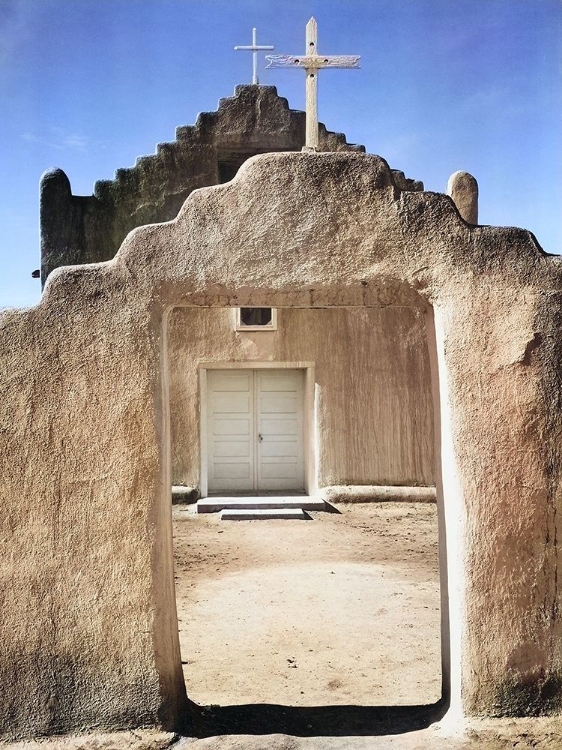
[207,369,305,493]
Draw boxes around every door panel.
[207,370,254,492]
[260,418,299,435]
[261,461,302,482]
[212,372,250,390]
[213,442,250,457]
[261,441,299,457]
[257,370,304,492]
[214,462,251,480]
[259,374,298,391]
[260,395,298,412]
[213,394,251,412]
[213,419,251,435]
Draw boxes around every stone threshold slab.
[198,497,325,513]
[221,508,308,520]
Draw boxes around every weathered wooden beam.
[266,54,360,69]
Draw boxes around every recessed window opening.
[235,307,277,330]
[240,307,272,326]
[166,302,446,735]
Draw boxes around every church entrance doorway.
[205,368,305,494]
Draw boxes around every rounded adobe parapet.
[40,167,72,197]
[447,170,479,225]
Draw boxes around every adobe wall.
[1,152,562,738]
[0,274,186,737]
[168,306,434,489]
[40,85,423,285]
[39,85,369,284]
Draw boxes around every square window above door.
[235,308,277,331]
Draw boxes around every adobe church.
[1,52,562,742]
[40,84,441,500]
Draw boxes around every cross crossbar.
[266,54,360,70]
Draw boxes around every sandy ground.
[7,721,562,750]
[8,503,562,748]
[173,502,442,712]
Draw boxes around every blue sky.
[1,0,561,308]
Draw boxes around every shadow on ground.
[184,699,447,737]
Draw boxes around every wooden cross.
[266,18,360,150]
[234,28,275,85]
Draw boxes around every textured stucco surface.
[0,277,187,738]
[2,151,562,739]
[39,85,365,284]
[168,307,434,489]
[39,85,423,285]
[447,171,478,225]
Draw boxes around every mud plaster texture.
[39,85,377,284]
[2,151,562,739]
[41,83,432,495]
[39,85,423,285]
[446,171,478,225]
[167,306,434,489]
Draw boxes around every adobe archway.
[1,152,561,740]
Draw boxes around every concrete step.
[197,496,325,513]
[221,508,308,521]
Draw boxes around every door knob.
[258,433,263,442]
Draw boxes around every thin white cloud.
[458,81,531,120]
[461,85,513,111]
[21,127,90,152]
[61,133,90,151]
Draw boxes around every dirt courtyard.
[172,502,442,710]
[9,503,562,748]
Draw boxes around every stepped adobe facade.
[40,85,423,283]
[1,86,560,739]
[41,86,434,497]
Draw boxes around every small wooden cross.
[234,28,275,85]
[266,18,360,151]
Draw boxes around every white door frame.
[199,361,316,498]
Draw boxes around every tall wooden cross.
[234,28,275,85]
[266,18,360,150]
